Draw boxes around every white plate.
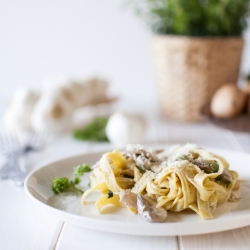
[24,148,250,236]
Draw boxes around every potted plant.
[130,0,250,121]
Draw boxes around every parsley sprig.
[52,164,91,195]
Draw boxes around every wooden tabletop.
[1,118,250,250]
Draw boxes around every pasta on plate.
[81,144,240,222]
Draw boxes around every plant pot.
[152,35,244,122]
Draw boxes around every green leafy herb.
[128,0,250,36]
[73,164,91,177]
[52,163,91,195]
[52,177,84,194]
[107,190,113,199]
[52,177,70,195]
[209,162,219,173]
[193,160,219,174]
[225,181,231,188]
[215,175,231,188]
[177,154,188,161]
[215,175,222,182]
[73,117,109,142]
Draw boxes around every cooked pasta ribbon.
[81,144,240,221]
[96,194,121,214]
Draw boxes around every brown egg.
[210,84,246,119]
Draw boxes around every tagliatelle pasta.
[81,144,240,222]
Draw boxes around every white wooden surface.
[1,118,250,250]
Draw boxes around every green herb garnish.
[73,117,109,142]
[215,175,231,188]
[225,181,231,188]
[52,177,70,195]
[209,162,219,173]
[177,154,188,161]
[51,177,84,194]
[73,164,91,177]
[215,175,222,182]
[52,163,91,195]
[107,190,113,199]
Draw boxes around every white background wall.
[0,0,157,114]
[1,0,250,114]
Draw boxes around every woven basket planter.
[152,35,244,122]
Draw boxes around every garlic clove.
[4,88,39,131]
[105,112,147,147]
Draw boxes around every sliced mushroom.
[221,169,232,183]
[119,190,137,209]
[137,194,167,223]
[125,144,161,171]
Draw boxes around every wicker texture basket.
[152,35,244,121]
